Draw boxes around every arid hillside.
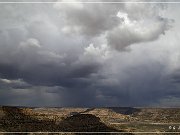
[0,106,180,134]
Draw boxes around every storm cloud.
[0,0,180,107]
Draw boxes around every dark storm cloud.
[0,1,180,107]
[0,38,100,87]
[0,78,31,89]
[94,62,174,106]
[170,69,180,84]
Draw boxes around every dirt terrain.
[0,106,180,134]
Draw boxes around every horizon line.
[1,105,180,108]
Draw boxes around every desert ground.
[0,106,180,134]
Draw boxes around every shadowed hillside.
[0,106,133,134]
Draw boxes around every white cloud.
[107,8,173,51]
[19,38,41,48]
[84,43,111,60]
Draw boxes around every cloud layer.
[0,1,180,107]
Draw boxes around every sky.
[0,0,180,107]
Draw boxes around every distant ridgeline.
[0,106,180,133]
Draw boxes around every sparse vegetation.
[0,106,180,134]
